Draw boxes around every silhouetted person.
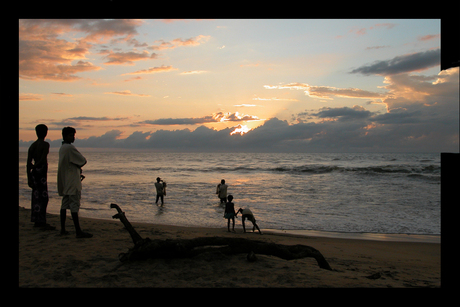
[155,177,166,205]
[237,208,262,234]
[27,124,55,230]
[224,194,236,232]
[57,127,92,238]
[216,179,228,203]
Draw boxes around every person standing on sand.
[237,208,262,234]
[216,179,228,204]
[57,127,92,238]
[27,124,55,230]
[224,195,236,232]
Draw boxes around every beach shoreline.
[263,229,440,243]
[18,204,441,287]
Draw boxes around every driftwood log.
[110,203,332,270]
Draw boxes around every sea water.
[18,151,440,236]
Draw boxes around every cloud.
[37,116,130,129]
[19,36,101,80]
[264,83,384,100]
[312,106,373,121]
[104,90,150,97]
[52,93,73,97]
[19,19,142,81]
[71,19,143,43]
[75,130,124,148]
[346,23,397,37]
[140,116,218,126]
[40,66,451,153]
[21,67,458,154]
[371,23,397,30]
[66,116,129,121]
[149,35,211,50]
[122,65,177,75]
[365,45,390,50]
[19,93,43,101]
[350,49,440,76]
[234,104,258,107]
[103,50,156,65]
[418,34,440,41]
[138,112,260,126]
[307,86,384,100]
[372,110,421,124]
[180,70,208,75]
[223,112,260,122]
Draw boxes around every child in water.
[224,195,236,232]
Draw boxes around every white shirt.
[57,143,87,196]
[218,184,228,198]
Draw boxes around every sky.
[19,19,459,152]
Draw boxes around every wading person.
[27,124,55,230]
[224,194,236,232]
[57,127,92,238]
[216,179,228,204]
[155,177,166,205]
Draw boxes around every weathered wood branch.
[111,203,332,270]
[110,203,143,245]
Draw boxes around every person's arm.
[69,146,87,168]
[26,146,34,188]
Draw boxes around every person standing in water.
[155,177,166,205]
[216,179,228,204]
[224,195,236,232]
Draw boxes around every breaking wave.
[178,163,441,177]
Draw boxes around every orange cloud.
[418,34,440,41]
[150,35,211,50]
[103,50,156,65]
[19,19,143,81]
[123,65,178,75]
[19,93,43,101]
[264,83,384,100]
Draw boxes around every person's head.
[227,194,233,201]
[156,177,161,182]
[35,124,48,139]
[221,179,225,184]
[62,126,76,143]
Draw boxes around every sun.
[230,124,252,135]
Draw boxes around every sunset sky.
[19,19,459,152]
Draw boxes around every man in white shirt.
[216,179,228,204]
[58,127,92,238]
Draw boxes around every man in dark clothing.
[27,124,55,230]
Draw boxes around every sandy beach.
[18,204,440,288]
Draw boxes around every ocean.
[18,150,441,238]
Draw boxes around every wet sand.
[18,205,440,287]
